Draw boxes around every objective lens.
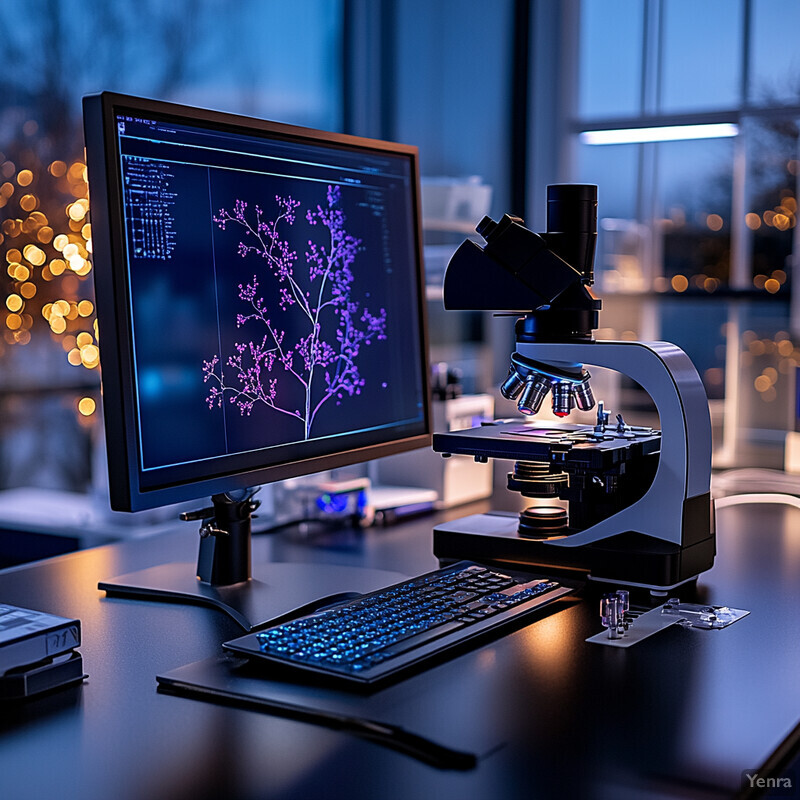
[574,376,595,411]
[500,367,526,400]
[551,381,574,417]
[518,374,550,415]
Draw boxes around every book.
[0,603,81,675]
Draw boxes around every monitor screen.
[84,93,430,512]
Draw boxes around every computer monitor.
[83,92,431,629]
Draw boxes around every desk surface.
[1,499,799,800]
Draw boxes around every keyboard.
[223,562,573,687]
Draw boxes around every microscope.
[432,185,716,592]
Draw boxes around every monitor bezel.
[83,92,431,512]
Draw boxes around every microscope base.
[433,512,716,591]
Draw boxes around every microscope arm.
[515,340,712,548]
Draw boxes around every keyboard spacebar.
[382,620,467,659]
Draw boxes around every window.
[575,0,800,467]
[0,1,343,493]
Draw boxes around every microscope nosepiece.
[501,354,594,419]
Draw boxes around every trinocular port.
[500,355,595,418]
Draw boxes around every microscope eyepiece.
[475,216,497,240]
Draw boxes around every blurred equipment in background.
[373,363,494,514]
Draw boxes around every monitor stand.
[98,490,405,632]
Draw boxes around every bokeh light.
[671,274,689,292]
[77,397,96,416]
[1,152,96,370]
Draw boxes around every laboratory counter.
[0,497,799,800]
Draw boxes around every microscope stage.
[432,420,661,468]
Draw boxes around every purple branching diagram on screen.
[203,184,387,439]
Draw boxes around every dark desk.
[1,499,799,800]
